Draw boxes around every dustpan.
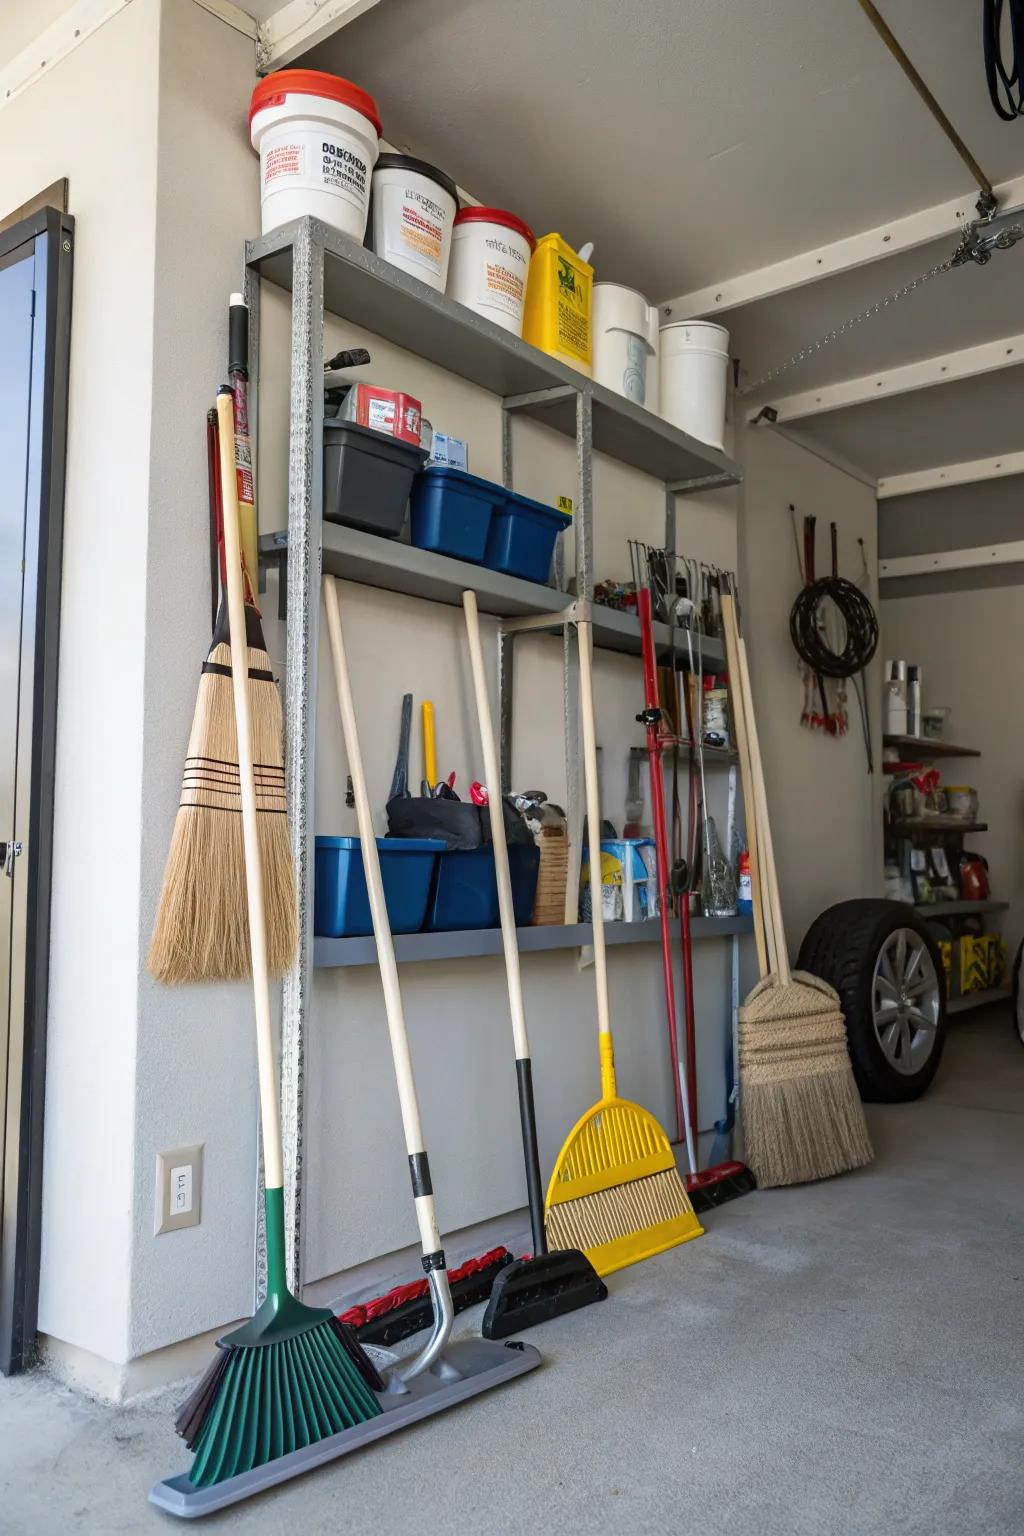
[544,618,703,1277]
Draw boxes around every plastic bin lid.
[374,153,458,206]
[315,835,445,851]
[418,463,504,493]
[499,487,572,527]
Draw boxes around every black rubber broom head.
[686,1160,757,1214]
[482,1249,608,1339]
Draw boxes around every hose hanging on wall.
[984,0,1024,120]
[789,517,878,773]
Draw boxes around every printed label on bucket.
[477,236,528,319]
[265,142,304,183]
[261,131,369,214]
[383,185,448,278]
[556,256,591,364]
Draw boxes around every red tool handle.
[638,588,685,1145]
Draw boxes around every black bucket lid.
[373,153,458,207]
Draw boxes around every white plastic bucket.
[592,283,660,409]
[659,321,730,449]
[370,154,458,292]
[250,69,381,239]
[446,207,535,336]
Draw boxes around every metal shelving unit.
[883,734,981,760]
[914,899,1008,918]
[315,914,753,969]
[245,215,744,1290]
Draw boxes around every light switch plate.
[155,1144,203,1235]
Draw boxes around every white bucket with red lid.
[250,69,381,239]
[446,207,535,336]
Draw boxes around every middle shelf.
[315,913,753,968]
[261,522,728,669]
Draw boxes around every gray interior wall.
[736,424,883,950]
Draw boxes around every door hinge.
[1,841,23,877]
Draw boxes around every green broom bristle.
[184,1317,382,1487]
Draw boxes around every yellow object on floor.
[522,234,594,374]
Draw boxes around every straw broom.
[721,588,873,1187]
[148,410,296,984]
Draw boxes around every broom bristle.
[545,1168,696,1256]
[739,974,874,1187]
[183,1320,382,1488]
[148,635,298,984]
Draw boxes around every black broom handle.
[463,590,547,1258]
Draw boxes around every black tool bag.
[386,796,533,850]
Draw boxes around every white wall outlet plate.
[155,1144,203,1235]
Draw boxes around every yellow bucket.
[522,233,593,374]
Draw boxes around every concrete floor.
[3,1011,1022,1535]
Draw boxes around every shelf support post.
[280,218,325,1298]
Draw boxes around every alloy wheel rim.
[871,927,940,1075]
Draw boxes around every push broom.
[462,590,607,1336]
[175,392,382,1488]
[544,618,704,1277]
[721,584,873,1187]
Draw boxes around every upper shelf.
[245,218,743,492]
[261,524,729,670]
[883,734,980,760]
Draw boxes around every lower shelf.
[946,986,1012,1015]
[314,913,753,968]
[916,900,1009,917]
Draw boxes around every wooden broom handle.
[463,592,531,1063]
[216,392,283,1190]
[737,634,791,984]
[720,593,768,978]
[578,621,613,1064]
[322,575,441,1259]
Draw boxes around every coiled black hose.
[984,0,1024,120]
[788,576,878,678]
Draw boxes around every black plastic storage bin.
[323,418,428,536]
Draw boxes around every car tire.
[1012,938,1024,1048]
[797,898,947,1103]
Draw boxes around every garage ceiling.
[299,0,1024,488]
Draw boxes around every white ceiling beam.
[661,173,1024,321]
[748,331,1024,424]
[0,0,134,110]
[257,0,386,70]
[880,540,1024,579]
[877,451,1024,500]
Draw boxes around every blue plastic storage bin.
[409,466,503,563]
[425,843,541,932]
[314,836,444,938]
[484,491,571,584]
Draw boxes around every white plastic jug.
[592,284,660,410]
[659,321,730,449]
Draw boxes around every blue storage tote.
[409,465,504,563]
[314,836,444,938]
[484,491,571,584]
[425,842,541,932]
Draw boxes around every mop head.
[177,1304,383,1487]
[148,601,297,984]
[739,970,873,1188]
[544,1042,703,1277]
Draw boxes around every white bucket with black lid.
[370,154,459,292]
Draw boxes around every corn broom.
[544,619,703,1277]
[148,407,296,983]
[721,587,873,1187]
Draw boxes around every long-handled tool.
[148,399,297,984]
[172,392,383,1490]
[323,575,545,1392]
[462,591,607,1336]
[421,699,437,791]
[639,590,753,1213]
[544,618,703,1277]
[722,583,873,1188]
[228,293,259,603]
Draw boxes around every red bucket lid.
[249,69,382,136]
[454,206,535,251]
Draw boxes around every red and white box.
[338,383,422,445]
